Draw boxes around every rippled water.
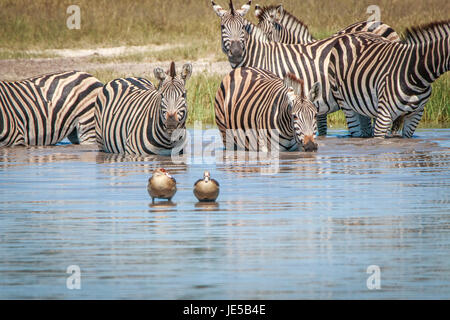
[0,129,449,299]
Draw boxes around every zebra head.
[284,74,320,152]
[211,0,252,68]
[254,4,284,42]
[154,62,192,136]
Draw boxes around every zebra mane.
[256,5,311,35]
[168,61,176,78]
[284,73,304,98]
[229,0,234,15]
[403,20,450,44]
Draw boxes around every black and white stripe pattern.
[211,0,391,138]
[253,4,402,136]
[329,21,449,138]
[0,70,103,147]
[255,4,400,44]
[95,62,192,155]
[214,67,320,151]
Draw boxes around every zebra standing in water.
[215,67,320,151]
[253,3,401,136]
[210,0,399,137]
[95,62,192,155]
[329,21,450,138]
[0,71,103,147]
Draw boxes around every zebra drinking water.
[95,61,192,155]
[210,0,397,138]
[214,67,320,152]
[253,3,402,137]
[0,71,103,147]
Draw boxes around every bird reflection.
[194,201,220,212]
[148,200,177,211]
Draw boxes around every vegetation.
[1,0,449,127]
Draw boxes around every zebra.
[0,71,103,147]
[253,3,402,136]
[214,67,321,152]
[254,4,400,44]
[328,21,449,138]
[210,0,396,138]
[95,61,192,155]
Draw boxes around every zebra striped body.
[211,1,393,137]
[254,4,401,136]
[329,21,450,138]
[0,71,102,147]
[214,67,320,151]
[95,62,192,155]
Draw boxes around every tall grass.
[1,0,448,50]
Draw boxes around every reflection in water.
[0,129,449,299]
[194,201,220,212]
[149,201,177,210]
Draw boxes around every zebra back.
[255,4,401,44]
[0,70,103,147]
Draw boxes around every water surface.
[0,129,449,299]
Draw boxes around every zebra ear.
[211,0,227,17]
[254,4,262,18]
[236,0,252,17]
[181,63,193,82]
[154,67,167,82]
[308,82,321,102]
[274,5,283,22]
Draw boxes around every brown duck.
[148,168,177,203]
[193,171,220,202]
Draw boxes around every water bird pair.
[148,169,220,203]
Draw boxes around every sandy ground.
[0,45,232,80]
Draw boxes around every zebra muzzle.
[166,114,178,135]
[302,135,318,152]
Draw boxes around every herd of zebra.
[0,0,448,154]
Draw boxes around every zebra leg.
[76,117,97,144]
[341,107,364,137]
[389,116,404,137]
[67,128,80,144]
[402,109,424,138]
[373,107,393,138]
[359,114,374,137]
[317,114,327,136]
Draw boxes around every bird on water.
[148,168,177,203]
[193,171,220,202]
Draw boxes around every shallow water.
[0,129,449,299]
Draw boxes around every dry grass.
[1,0,448,50]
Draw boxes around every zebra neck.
[279,14,315,44]
[244,20,269,42]
[409,40,449,85]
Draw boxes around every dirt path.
[0,45,232,80]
